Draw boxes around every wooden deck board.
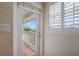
[22,41,39,56]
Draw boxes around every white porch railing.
[23,31,37,49]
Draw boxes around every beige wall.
[43,3,79,56]
[0,2,13,56]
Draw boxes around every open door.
[13,2,43,56]
[22,13,40,55]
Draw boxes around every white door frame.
[13,2,44,56]
[13,2,23,56]
[13,2,18,56]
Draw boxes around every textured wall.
[44,3,79,56]
[0,2,13,56]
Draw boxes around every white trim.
[28,3,43,10]
[18,6,23,56]
[39,11,44,56]
[18,6,41,15]
[22,2,43,10]
[13,2,23,56]
[13,2,18,56]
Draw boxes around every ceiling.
[23,8,32,15]
[23,8,33,17]
[23,8,33,20]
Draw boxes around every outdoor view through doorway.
[22,16,39,56]
[23,18,37,32]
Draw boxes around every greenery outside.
[23,26,36,32]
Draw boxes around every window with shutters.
[64,2,74,28]
[48,2,79,29]
[48,2,62,29]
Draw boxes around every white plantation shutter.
[48,3,62,29]
[64,2,74,28]
[64,2,79,28]
[74,2,79,28]
[48,2,79,30]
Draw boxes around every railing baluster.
[23,31,36,48]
